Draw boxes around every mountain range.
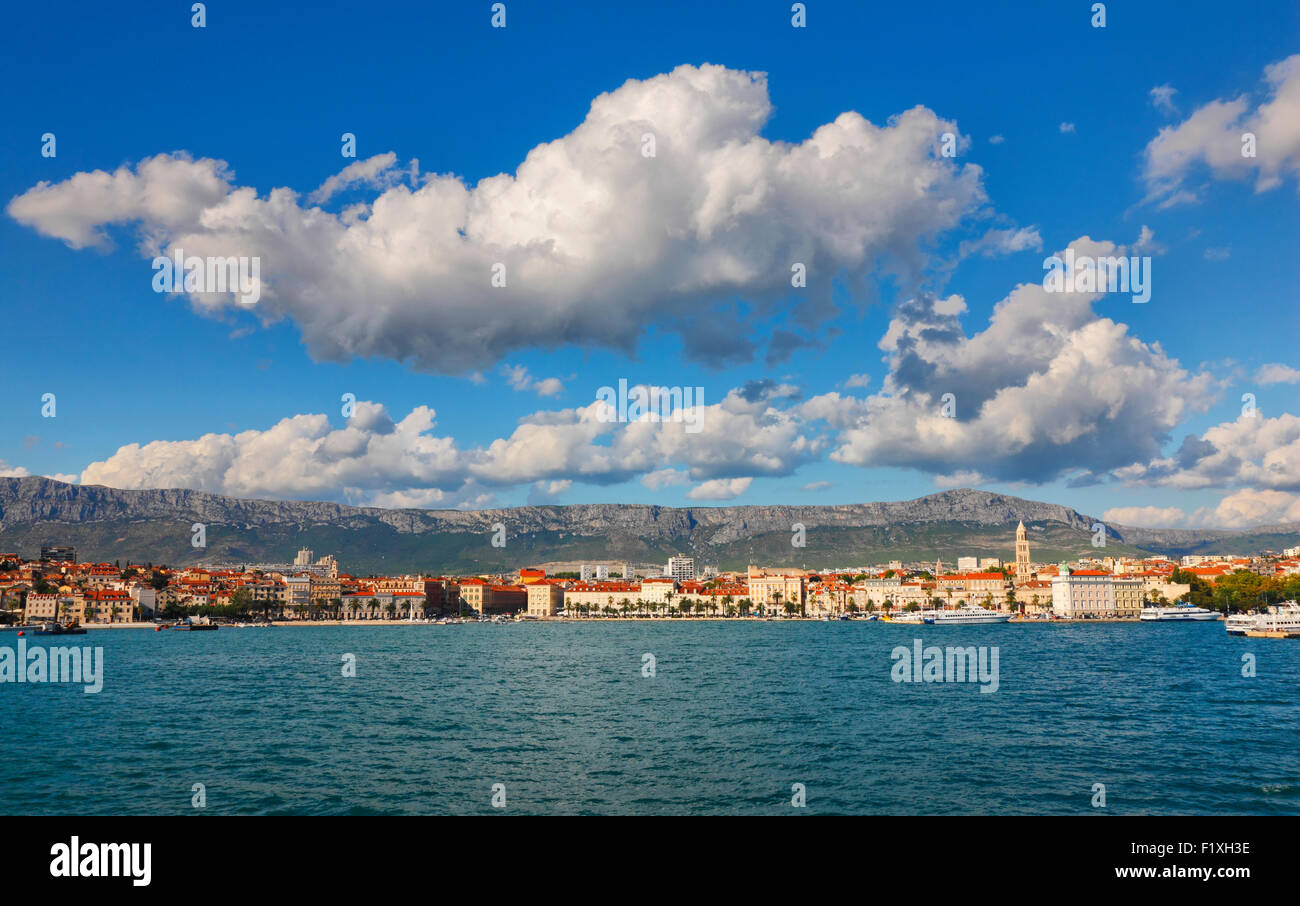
[1,477,1296,575]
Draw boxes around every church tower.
[1015,521,1031,582]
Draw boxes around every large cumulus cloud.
[8,64,986,371]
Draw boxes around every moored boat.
[30,621,87,635]
[1139,604,1219,622]
[1225,601,1300,635]
[930,606,1013,625]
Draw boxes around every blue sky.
[1,0,1297,527]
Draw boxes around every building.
[83,588,134,623]
[561,581,641,614]
[1015,522,1031,582]
[746,567,806,615]
[1051,570,1126,618]
[526,582,564,617]
[40,545,76,563]
[457,580,527,615]
[956,556,978,572]
[962,572,1011,608]
[1112,576,1143,618]
[130,585,158,618]
[294,548,314,567]
[666,556,696,582]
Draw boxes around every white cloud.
[825,236,1216,484]
[641,468,689,490]
[307,153,404,205]
[1116,413,1300,492]
[76,387,824,504]
[686,477,752,500]
[958,225,1042,258]
[1149,84,1179,115]
[1191,489,1300,528]
[501,364,565,397]
[7,64,988,373]
[1102,505,1187,527]
[1143,54,1300,202]
[988,135,1005,145]
[1059,122,1076,134]
[1256,363,1300,385]
[843,373,871,389]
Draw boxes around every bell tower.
[1015,521,1031,582]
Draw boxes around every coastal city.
[5,523,1300,628]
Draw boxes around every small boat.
[172,616,218,631]
[1139,604,1219,622]
[30,621,88,635]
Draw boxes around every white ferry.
[1139,603,1220,622]
[1225,602,1300,635]
[889,607,1011,625]
[930,606,1013,625]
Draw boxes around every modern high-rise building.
[666,556,695,582]
[1015,522,1031,582]
[294,547,314,567]
[40,545,76,563]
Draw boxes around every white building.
[1051,570,1141,618]
[956,556,978,571]
[666,556,696,582]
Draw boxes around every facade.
[526,582,564,617]
[962,572,1010,608]
[666,556,696,582]
[457,580,527,615]
[40,545,76,563]
[746,567,806,614]
[1051,570,1121,618]
[1015,522,1031,582]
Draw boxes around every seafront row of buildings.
[2,529,1298,624]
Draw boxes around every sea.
[2,620,1296,815]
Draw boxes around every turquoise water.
[1,621,1296,815]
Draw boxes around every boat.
[1225,601,1300,635]
[172,615,219,631]
[929,606,1013,625]
[1139,604,1220,622]
[30,621,88,635]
